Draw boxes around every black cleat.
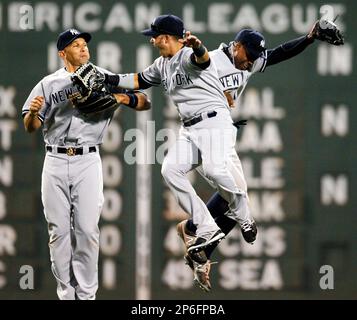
[188,249,208,264]
[187,230,225,256]
[240,219,257,244]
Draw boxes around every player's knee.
[48,228,70,246]
[75,230,99,249]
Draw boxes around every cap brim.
[78,32,92,43]
[141,29,160,37]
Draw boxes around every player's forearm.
[134,92,151,111]
[114,92,151,111]
[24,112,42,133]
[105,73,139,90]
[266,35,314,67]
[224,91,235,108]
[194,46,210,64]
[192,44,210,67]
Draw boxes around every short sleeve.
[22,81,46,123]
[140,58,162,86]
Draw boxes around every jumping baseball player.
[102,14,257,259]
[22,29,150,300]
[177,21,344,291]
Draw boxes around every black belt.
[183,111,217,127]
[46,146,97,156]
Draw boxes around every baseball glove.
[70,62,118,115]
[310,19,344,46]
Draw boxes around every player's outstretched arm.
[104,72,156,91]
[266,19,343,68]
[265,34,314,67]
[104,73,141,90]
[24,96,43,133]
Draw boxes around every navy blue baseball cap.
[142,14,185,38]
[56,28,92,51]
[234,29,266,60]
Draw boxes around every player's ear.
[163,35,169,43]
[58,50,65,59]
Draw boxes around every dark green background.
[0,0,356,299]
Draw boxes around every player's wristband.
[193,44,206,57]
[126,93,138,108]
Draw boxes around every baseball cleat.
[178,220,209,265]
[185,249,213,292]
[188,248,208,264]
[240,219,257,244]
[187,230,225,254]
[193,260,217,292]
[177,220,197,249]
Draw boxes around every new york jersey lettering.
[50,87,74,104]
[219,73,241,90]
[173,73,193,86]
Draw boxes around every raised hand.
[179,31,202,49]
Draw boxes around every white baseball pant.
[41,150,104,300]
[161,109,249,239]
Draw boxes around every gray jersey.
[140,46,230,120]
[22,66,119,146]
[210,43,267,103]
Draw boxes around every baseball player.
[103,14,256,257]
[22,29,150,300]
[177,22,344,291]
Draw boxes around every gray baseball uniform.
[22,66,117,300]
[202,45,267,187]
[193,43,267,224]
[142,46,249,239]
[211,43,267,104]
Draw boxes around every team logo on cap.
[260,39,265,48]
[70,29,80,35]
